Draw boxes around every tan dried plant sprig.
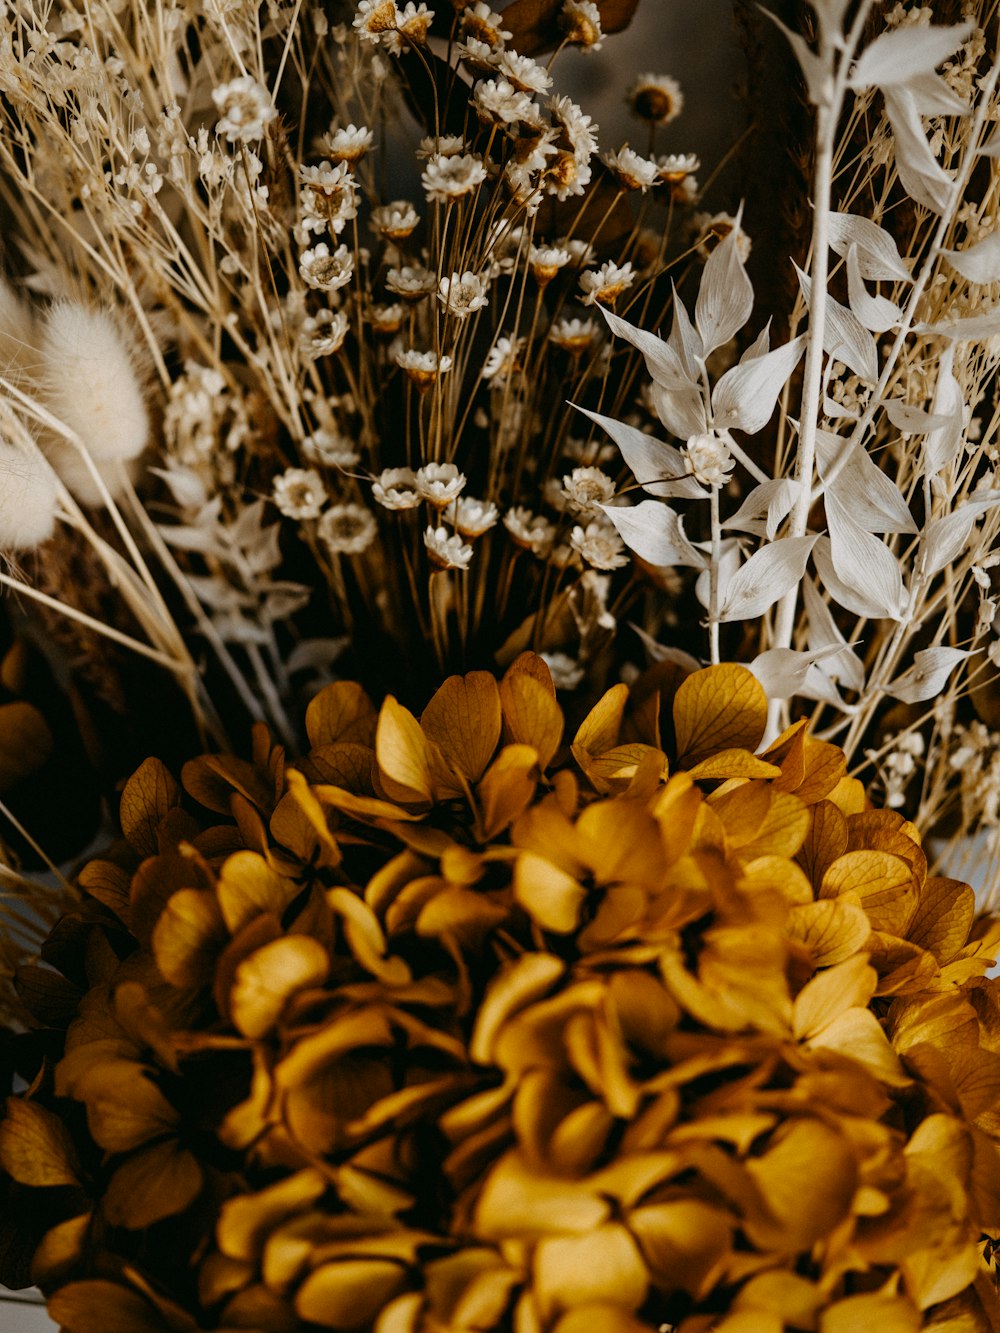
[2,661,1000,1331]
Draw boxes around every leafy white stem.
[709,485,721,665]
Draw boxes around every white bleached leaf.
[649,380,710,443]
[761,9,832,106]
[695,537,742,611]
[940,233,1000,284]
[823,496,907,620]
[797,267,878,383]
[903,69,969,117]
[150,466,208,510]
[668,289,704,378]
[695,218,754,358]
[846,245,901,333]
[828,213,911,283]
[747,646,849,700]
[924,347,964,474]
[884,88,955,215]
[573,405,708,498]
[886,647,969,704]
[712,334,806,434]
[884,400,951,434]
[918,308,1000,341]
[741,324,771,361]
[815,431,916,535]
[599,500,707,568]
[600,308,695,392]
[823,397,859,421]
[718,535,817,622]
[917,494,1000,580]
[724,478,800,540]
[802,575,866,692]
[848,21,974,90]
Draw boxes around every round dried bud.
[686,431,734,487]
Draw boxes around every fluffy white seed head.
[0,441,58,549]
[0,278,36,374]
[38,302,149,464]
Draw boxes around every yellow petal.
[793,955,878,1039]
[152,887,227,988]
[296,1259,408,1329]
[673,664,767,767]
[628,1199,731,1298]
[687,750,781,781]
[821,850,919,935]
[0,1096,80,1186]
[306,679,377,748]
[533,1223,648,1317]
[66,1060,178,1153]
[217,849,302,935]
[474,1150,610,1238]
[806,1006,910,1086]
[421,671,502,781]
[46,1281,174,1333]
[230,934,329,1038]
[819,1293,921,1333]
[476,744,540,841]
[786,896,870,967]
[500,666,564,770]
[119,757,181,857]
[573,683,629,757]
[470,953,565,1064]
[514,851,587,933]
[217,1168,328,1261]
[744,1118,857,1251]
[31,1214,91,1287]
[102,1141,203,1228]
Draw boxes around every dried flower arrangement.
[3,0,1000,1328]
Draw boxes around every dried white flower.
[298,161,359,234]
[504,506,555,555]
[370,303,404,335]
[541,650,585,690]
[0,443,58,549]
[416,134,468,159]
[694,211,751,261]
[424,524,474,570]
[354,0,401,47]
[302,428,359,467]
[398,2,434,44]
[559,1,603,50]
[473,77,537,126]
[549,96,599,161]
[212,77,276,143]
[325,123,374,162]
[422,152,488,203]
[447,495,499,536]
[415,461,466,506]
[602,146,658,192]
[627,73,684,125]
[528,244,571,285]
[438,270,490,319]
[299,242,355,292]
[299,309,350,359]
[549,316,597,353]
[318,503,377,554]
[461,3,511,46]
[40,302,148,464]
[562,465,616,513]
[386,264,436,302]
[273,467,327,519]
[494,50,552,94]
[579,260,636,306]
[373,466,421,509]
[482,335,525,382]
[371,200,420,239]
[686,431,735,487]
[570,517,629,570]
[656,152,700,181]
[396,349,454,386]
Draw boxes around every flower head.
[579,259,635,307]
[627,73,684,125]
[424,524,473,569]
[570,516,629,570]
[299,309,350,359]
[504,505,555,555]
[686,430,735,487]
[415,461,466,507]
[422,152,488,203]
[318,503,377,555]
[559,0,603,50]
[212,76,276,142]
[549,316,597,354]
[694,211,752,261]
[562,465,616,513]
[273,467,327,519]
[396,349,454,387]
[0,443,58,549]
[385,264,436,302]
[372,466,421,510]
[461,3,511,47]
[371,200,420,240]
[299,242,354,293]
[325,123,374,163]
[472,78,537,127]
[302,427,359,467]
[438,271,490,319]
[482,335,525,382]
[602,145,658,192]
[447,495,499,537]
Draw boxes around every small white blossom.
[438,270,490,318]
[562,465,616,513]
[504,505,555,555]
[686,431,734,487]
[461,3,511,46]
[447,495,499,536]
[422,152,488,202]
[373,466,421,509]
[541,651,585,690]
[273,467,327,519]
[694,211,751,261]
[627,73,684,124]
[396,349,454,386]
[495,50,552,94]
[415,461,466,506]
[657,152,700,181]
[299,242,355,292]
[570,517,628,570]
[354,0,401,47]
[299,309,350,358]
[424,525,474,569]
[549,316,597,353]
[371,303,405,334]
[318,503,377,554]
[386,264,436,301]
[560,0,603,49]
[579,260,635,306]
[482,335,525,382]
[212,76,276,142]
[302,428,359,467]
[602,145,658,192]
[549,95,599,161]
[473,77,537,126]
[416,134,468,159]
[326,123,374,162]
[372,200,420,239]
